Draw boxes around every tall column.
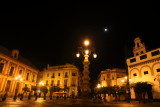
[81,54,91,97]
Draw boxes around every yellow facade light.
[20,78,23,81]
[124,76,127,79]
[39,81,44,86]
[129,79,132,81]
[18,75,21,78]
[121,80,124,82]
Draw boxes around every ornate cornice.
[129,57,160,68]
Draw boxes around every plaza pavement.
[0,97,160,107]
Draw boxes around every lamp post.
[96,83,101,98]
[76,39,97,97]
[38,81,44,97]
[13,75,23,101]
[121,76,131,103]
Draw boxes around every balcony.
[64,75,68,78]
[71,84,76,86]
[51,76,55,78]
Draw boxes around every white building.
[126,37,160,99]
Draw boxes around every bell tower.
[133,37,146,56]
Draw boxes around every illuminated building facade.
[39,63,80,97]
[127,37,160,99]
[0,45,39,97]
[98,68,126,87]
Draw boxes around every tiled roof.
[0,45,38,70]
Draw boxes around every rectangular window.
[9,67,14,76]
[32,75,35,82]
[72,73,76,76]
[46,80,48,86]
[151,50,160,56]
[26,73,29,80]
[25,84,27,87]
[71,78,76,86]
[140,54,147,60]
[130,58,136,63]
[51,80,54,86]
[5,80,11,91]
[19,70,22,75]
[133,73,137,77]
[64,72,68,78]
[0,63,4,73]
[144,71,148,75]
[107,74,110,78]
[51,73,55,78]
[112,75,114,80]
[58,73,60,76]
[157,68,160,72]
[57,80,60,86]
[47,74,49,77]
[64,80,67,86]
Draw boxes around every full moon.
[104,28,108,32]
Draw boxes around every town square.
[0,1,160,107]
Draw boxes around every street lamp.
[76,39,97,97]
[13,75,23,101]
[38,81,44,97]
[39,81,44,86]
[121,76,132,103]
[97,83,101,88]
[96,83,101,99]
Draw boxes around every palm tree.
[40,86,48,100]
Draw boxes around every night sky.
[0,1,160,86]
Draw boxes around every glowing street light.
[84,40,90,46]
[97,83,101,88]
[15,75,23,81]
[75,39,97,97]
[39,81,44,86]
[93,53,97,58]
[85,50,89,55]
[13,75,23,101]
[76,53,80,58]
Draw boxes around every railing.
[64,75,68,78]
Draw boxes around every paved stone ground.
[0,97,160,107]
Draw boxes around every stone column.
[81,54,91,97]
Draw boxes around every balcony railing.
[71,84,76,86]
[64,75,68,78]
[51,76,55,78]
